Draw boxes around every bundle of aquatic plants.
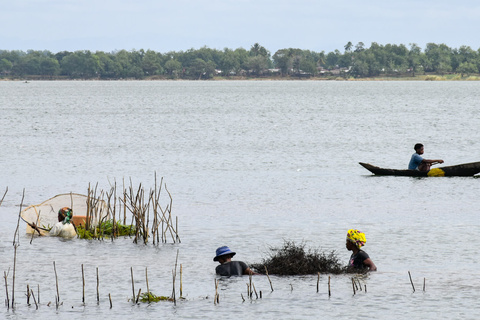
[251,241,346,275]
[76,220,136,239]
[139,292,173,303]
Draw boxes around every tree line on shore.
[1,42,479,80]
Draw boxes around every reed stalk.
[123,178,127,225]
[180,264,183,298]
[328,276,331,297]
[136,289,141,304]
[423,278,426,291]
[131,267,135,303]
[176,216,180,243]
[265,266,274,291]
[0,187,7,207]
[54,261,60,304]
[12,189,25,310]
[252,283,258,299]
[4,270,9,309]
[172,271,176,306]
[172,249,179,305]
[249,273,253,298]
[109,293,112,308]
[96,267,100,304]
[214,279,219,305]
[351,278,356,295]
[30,289,38,309]
[145,267,150,303]
[317,272,320,293]
[408,271,415,292]
[82,264,85,303]
[26,284,30,305]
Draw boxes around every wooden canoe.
[359,161,480,177]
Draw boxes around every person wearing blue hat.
[214,246,256,276]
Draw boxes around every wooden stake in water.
[12,189,25,310]
[145,267,150,302]
[317,272,320,293]
[109,293,112,308]
[4,271,10,309]
[53,261,60,304]
[82,264,85,304]
[408,271,415,292]
[131,267,135,303]
[136,289,141,304]
[356,279,362,291]
[249,273,253,298]
[214,279,219,305]
[173,249,179,305]
[265,266,274,291]
[351,278,356,295]
[31,289,38,310]
[96,267,100,304]
[26,284,30,305]
[328,276,331,297]
[423,278,426,292]
[180,264,183,298]
[252,283,258,299]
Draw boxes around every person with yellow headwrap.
[346,229,376,271]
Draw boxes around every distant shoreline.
[3,74,480,81]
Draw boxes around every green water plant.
[139,292,173,303]
[76,220,136,239]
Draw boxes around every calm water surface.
[1,80,479,319]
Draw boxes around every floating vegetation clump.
[251,241,347,275]
[76,220,136,239]
[139,292,173,303]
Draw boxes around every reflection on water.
[1,81,480,318]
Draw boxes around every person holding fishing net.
[28,207,76,238]
[214,246,257,276]
[346,229,377,271]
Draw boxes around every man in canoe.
[214,246,257,276]
[408,143,444,171]
[346,229,377,271]
[28,207,76,238]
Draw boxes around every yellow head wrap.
[347,229,366,248]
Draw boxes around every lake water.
[1,80,479,319]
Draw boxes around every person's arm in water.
[363,258,377,271]
[243,267,259,275]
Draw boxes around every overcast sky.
[2,0,480,54]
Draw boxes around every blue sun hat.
[213,246,236,261]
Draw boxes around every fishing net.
[21,193,108,233]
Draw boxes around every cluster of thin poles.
[82,174,180,244]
